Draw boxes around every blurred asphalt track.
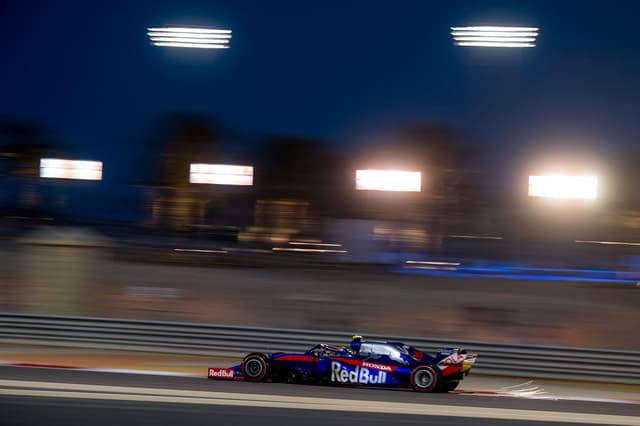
[1,367,639,426]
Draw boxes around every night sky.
[3,0,640,186]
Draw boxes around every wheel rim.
[245,359,263,378]
[414,369,434,389]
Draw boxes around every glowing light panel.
[528,175,597,199]
[451,26,539,48]
[40,159,103,180]
[190,164,253,186]
[148,27,231,49]
[355,170,421,192]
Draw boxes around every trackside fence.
[1,313,639,384]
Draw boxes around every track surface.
[2,367,639,426]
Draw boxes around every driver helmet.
[350,335,362,354]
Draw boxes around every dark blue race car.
[208,336,477,393]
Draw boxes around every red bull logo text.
[330,361,387,384]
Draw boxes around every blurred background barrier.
[1,313,639,384]
[3,235,639,351]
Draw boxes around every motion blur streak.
[272,247,347,253]
[1,379,638,425]
[448,235,503,240]
[405,260,461,265]
[289,242,342,247]
[399,267,639,284]
[404,260,459,270]
[575,240,640,246]
[173,248,228,253]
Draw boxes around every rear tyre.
[410,365,440,393]
[241,353,269,382]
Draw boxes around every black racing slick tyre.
[410,365,441,393]
[241,353,269,382]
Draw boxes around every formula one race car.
[208,336,477,393]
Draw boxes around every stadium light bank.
[528,175,598,200]
[147,26,232,49]
[451,26,539,48]
[355,169,422,192]
[190,164,254,186]
[40,158,103,181]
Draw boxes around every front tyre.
[241,353,269,382]
[410,365,440,393]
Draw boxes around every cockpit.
[358,342,408,363]
[306,343,352,357]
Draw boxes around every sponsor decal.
[439,353,465,365]
[208,368,235,379]
[438,364,462,376]
[330,362,387,384]
[362,362,393,372]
